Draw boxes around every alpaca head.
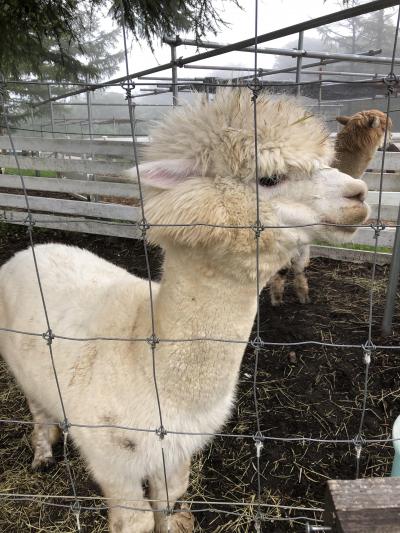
[127,90,369,281]
[336,109,392,149]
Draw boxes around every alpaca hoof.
[31,456,56,472]
[171,505,194,533]
[156,505,194,533]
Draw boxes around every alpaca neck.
[155,245,258,342]
[142,245,259,407]
[335,134,379,178]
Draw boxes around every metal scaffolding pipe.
[166,37,398,67]
[382,206,400,336]
[47,85,55,138]
[254,49,382,78]
[295,31,304,96]
[298,70,382,77]
[181,65,383,78]
[170,35,179,106]
[182,49,382,77]
[31,0,399,107]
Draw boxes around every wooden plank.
[350,227,395,248]
[0,136,143,157]
[363,172,400,192]
[369,203,399,221]
[310,245,392,265]
[332,227,393,248]
[368,191,400,204]
[0,211,140,239]
[0,174,139,198]
[325,478,400,533]
[0,155,128,175]
[0,193,140,221]
[370,152,400,171]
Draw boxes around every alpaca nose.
[344,179,367,202]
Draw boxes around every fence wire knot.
[248,77,263,100]
[253,431,264,458]
[146,333,160,348]
[251,221,264,239]
[121,82,136,100]
[138,219,150,235]
[362,340,375,365]
[156,425,167,440]
[353,434,366,459]
[383,73,399,93]
[42,329,55,346]
[370,221,385,238]
[23,213,35,229]
[71,501,81,531]
[59,419,71,434]
[251,336,263,350]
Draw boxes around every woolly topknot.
[143,89,334,179]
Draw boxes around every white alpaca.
[0,90,369,533]
[269,108,390,306]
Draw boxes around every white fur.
[0,90,369,532]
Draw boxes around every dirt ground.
[0,224,399,533]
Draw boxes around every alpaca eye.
[259,175,281,187]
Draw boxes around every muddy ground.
[0,224,399,532]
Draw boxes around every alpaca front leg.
[149,460,194,533]
[293,244,310,304]
[28,399,60,471]
[293,271,310,304]
[270,269,287,306]
[92,464,154,533]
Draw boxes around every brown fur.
[334,109,392,177]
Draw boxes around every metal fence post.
[86,76,96,201]
[318,60,323,111]
[382,205,400,336]
[296,31,304,97]
[170,35,179,106]
[86,80,93,140]
[48,85,55,138]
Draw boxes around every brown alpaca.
[270,109,390,306]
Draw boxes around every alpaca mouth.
[322,202,369,231]
[322,220,358,232]
[338,200,369,227]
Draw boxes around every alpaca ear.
[368,115,381,128]
[124,159,197,189]
[336,115,350,125]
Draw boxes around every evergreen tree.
[0,0,239,80]
[2,14,124,132]
[318,1,397,75]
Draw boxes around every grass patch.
[338,242,392,253]
[316,241,392,254]
[5,167,57,178]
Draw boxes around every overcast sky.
[113,0,373,83]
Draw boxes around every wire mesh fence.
[0,1,400,532]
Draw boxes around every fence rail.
[0,135,398,255]
[0,136,140,157]
[0,173,139,197]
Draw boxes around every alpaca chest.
[166,386,236,440]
